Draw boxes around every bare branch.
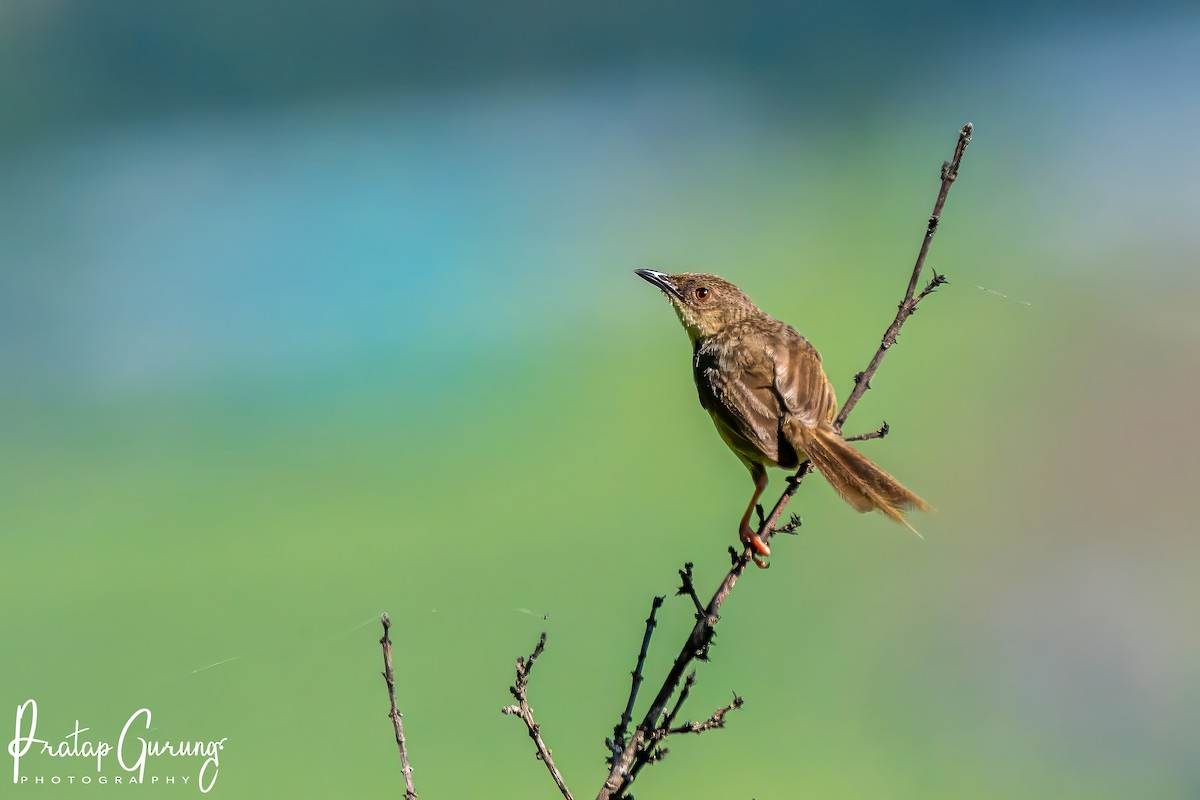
[659,671,696,733]
[607,595,665,764]
[596,123,973,800]
[617,673,746,798]
[502,633,575,800]
[666,692,744,735]
[616,670,698,797]
[844,420,890,442]
[598,565,743,799]
[917,272,949,302]
[771,512,803,536]
[676,563,704,617]
[380,614,418,800]
[833,122,972,431]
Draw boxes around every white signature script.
[8,699,226,792]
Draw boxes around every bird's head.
[634,270,760,341]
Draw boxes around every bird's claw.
[739,525,771,569]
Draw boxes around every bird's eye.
[695,287,710,301]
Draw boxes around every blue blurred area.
[2,6,1199,399]
[0,4,1195,395]
[2,1,1190,147]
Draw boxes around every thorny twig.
[615,672,745,799]
[772,512,804,535]
[844,420,890,442]
[665,692,744,735]
[660,671,698,735]
[596,122,972,800]
[833,123,972,431]
[607,596,665,765]
[676,563,705,617]
[502,633,575,800]
[380,614,418,800]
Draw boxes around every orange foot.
[739,523,771,569]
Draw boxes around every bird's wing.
[694,341,784,464]
[771,329,839,429]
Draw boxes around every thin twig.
[596,122,972,800]
[833,122,972,432]
[917,272,950,302]
[618,674,746,796]
[666,692,744,735]
[659,671,697,733]
[607,596,665,764]
[844,420,890,442]
[616,671,698,798]
[676,563,705,617]
[598,566,743,799]
[771,512,803,535]
[502,633,575,800]
[380,614,418,800]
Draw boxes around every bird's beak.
[634,269,684,300]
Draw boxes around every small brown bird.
[635,270,929,566]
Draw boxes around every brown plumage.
[635,269,929,565]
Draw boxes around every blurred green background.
[3,2,1199,797]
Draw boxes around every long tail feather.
[786,420,930,531]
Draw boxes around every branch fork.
[374,123,974,800]
[597,122,972,800]
[502,632,575,800]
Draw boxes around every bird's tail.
[787,420,931,533]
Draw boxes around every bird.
[634,269,929,567]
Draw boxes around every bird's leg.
[738,471,771,568]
